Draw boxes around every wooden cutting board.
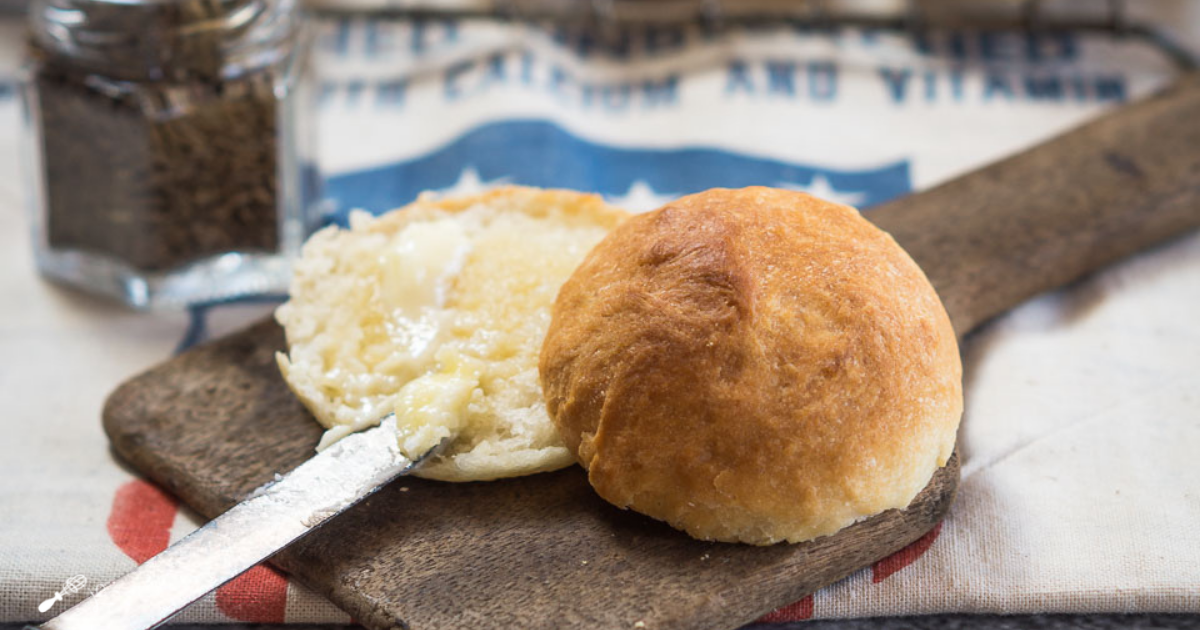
[103,74,1200,630]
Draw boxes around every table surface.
[9,615,1200,630]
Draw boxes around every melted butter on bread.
[276,187,627,481]
[378,217,470,360]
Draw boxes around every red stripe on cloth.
[106,479,179,565]
[108,478,289,622]
[216,564,289,623]
[757,594,814,622]
[872,521,943,583]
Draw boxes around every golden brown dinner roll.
[540,187,962,545]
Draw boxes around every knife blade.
[32,414,441,630]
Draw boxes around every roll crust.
[539,187,962,544]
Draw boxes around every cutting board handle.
[870,73,1200,337]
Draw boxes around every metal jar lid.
[28,0,300,80]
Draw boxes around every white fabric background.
[0,8,1198,625]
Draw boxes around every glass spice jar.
[19,0,318,308]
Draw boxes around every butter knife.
[30,415,441,630]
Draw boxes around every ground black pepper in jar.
[21,0,317,308]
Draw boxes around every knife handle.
[869,72,1200,338]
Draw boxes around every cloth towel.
[1,10,1198,625]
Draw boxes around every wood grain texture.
[872,73,1200,335]
[102,74,1200,630]
[103,320,957,630]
